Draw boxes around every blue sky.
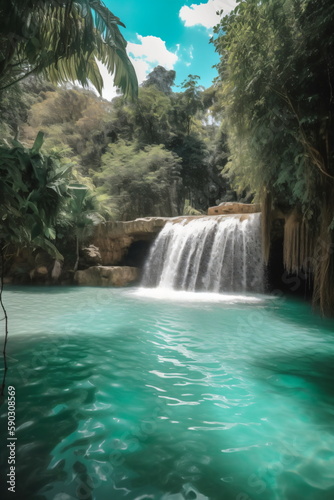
[101,0,237,99]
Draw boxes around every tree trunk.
[73,236,80,273]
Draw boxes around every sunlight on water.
[131,287,267,304]
[1,286,334,500]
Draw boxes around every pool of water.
[0,286,334,500]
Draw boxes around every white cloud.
[99,34,179,101]
[179,0,237,29]
[127,35,178,75]
[183,45,194,67]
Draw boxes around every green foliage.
[63,185,105,270]
[20,86,113,174]
[213,0,334,214]
[105,71,229,212]
[0,0,138,98]
[130,86,174,146]
[96,141,182,220]
[213,0,334,314]
[0,76,55,143]
[0,66,230,221]
[67,186,106,237]
[169,133,209,207]
[175,75,204,136]
[183,200,203,216]
[0,134,71,258]
[141,66,176,95]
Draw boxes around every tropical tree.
[103,67,225,213]
[169,133,209,209]
[131,86,174,146]
[173,75,204,136]
[0,0,138,98]
[213,0,334,314]
[96,141,182,219]
[0,76,56,143]
[21,87,113,173]
[0,132,70,257]
[64,185,105,272]
[142,65,176,95]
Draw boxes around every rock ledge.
[74,266,139,287]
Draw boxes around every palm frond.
[0,0,138,98]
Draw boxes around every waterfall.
[141,213,264,293]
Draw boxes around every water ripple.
[1,286,334,500]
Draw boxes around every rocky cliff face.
[92,217,171,265]
[4,248,69,285]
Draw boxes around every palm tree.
[66,185,105,272]
[0,0,138,98]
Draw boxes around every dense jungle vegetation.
[0,69,231,221]
[1,0,334,314]
[213,0,334,314]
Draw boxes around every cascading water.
[141,213,265,293]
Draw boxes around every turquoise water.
[1,286,334,500]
